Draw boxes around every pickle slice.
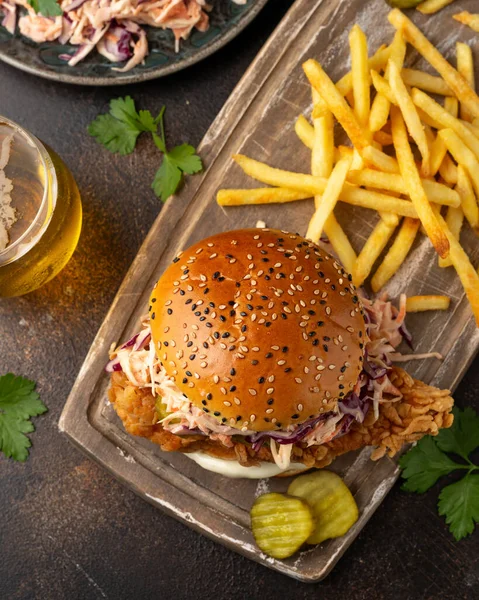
[287,470,358,545]
[385,0,422,7]
[250,493,315,559]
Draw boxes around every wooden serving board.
[60,0,479,582]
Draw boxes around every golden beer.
[0,117,82,297]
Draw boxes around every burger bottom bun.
[185,451,310,479]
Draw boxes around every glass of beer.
[0,116,82,297]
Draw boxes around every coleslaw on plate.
[0,0,244,72]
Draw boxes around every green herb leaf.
[168,144,203,175]
[399,436,462,493]
[435,406,479,462]
[438,475,479,541]
[152,156,182,202]
[28,0,62,17]
[0,374,47,462]
[88,114,140,156]
[88,98,202,199]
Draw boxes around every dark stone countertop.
[1,2,478,598]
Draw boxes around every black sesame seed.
[202,400,207,405]
[266,352,273,358]
[331,284,336,290]
[173,257,180,263]
[339,384,344,389]
[251,360,258,366]
[204,307,210,315]
[186,371,192,377]
[240,311,247,317]
[206,322,213,328]
[268,268,274,274]
[265,322,271,327]
[236,416,241,422]
[183,269,189,275]
[309,331,316,337]
[256,305,264,310]
[213,271,220,279]
[236,282,241,288]
[226,254,233,259]
[230,368,236,376]
[261,295,268,300]
[189,354,196,360]
[312,339,319,346]
[203,342,209,349]
[308,310,316,315]
[164,341,169,347]
[148,305,152,312]
[209,302,215,307]
[319,271,324,277]
[258,377,265,384]
[220,315,226,322]
[323,344,329,352]
[247,304,254,311]
[214,332,220,339]
[151,312,156,319]
[230,310,236,317]
[206,393,212,400]
[203,408,209,413]
[185,299,192,305]
[228,301,235,306]
[194,311,201,316]
[218,277,225,282]
[183,378,188,384]
[267,399,274,405]
[340,366,346,373]
[262,258,270,262]
[230,386,236,392]
[222,332,230,338]
[317,321,324,327]
[187,341,193,348]
[199,316,206,322]
[348,274,353,281]
[284,367,292,372]
[241,325,247,333]
[180,290,185,296]
[265,276,271,281]
[151,298,157,303]
[260,249,267,255]
[281,313,287,320]
[323,336,331,341]
[291,414,299,419]
[204,288,210,294]
[359,331,363,338]
[229,345,236,351]
[339,392,344,397]
[191,304,197,311]
[214,411,220,417]
[282,346,289,352]
[264,418,271,423]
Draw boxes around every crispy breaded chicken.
[108,367,454,469]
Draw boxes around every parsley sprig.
[400,407,479,541]
[0,374,47,462]
[28,0,62,17]
[88,97,203,202]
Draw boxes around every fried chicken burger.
[107,229,454,478]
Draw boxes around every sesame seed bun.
[149,229,367,433]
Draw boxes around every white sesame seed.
[271,345,279,351]
[252,347,260,352]
[317,365,326,371]
[250,415,256,422]
[164,326,170,333]
[298,404,303,411]
[328,364,336,370]
[295,378,302,384]
[266,387,274,394]
[248,388,257,396]
[234,397,241,405]
[326,307,332,315]
[224,401,232,407]
[266,408,274,414]
[315,374,322,381]
[220,343,227,350]
[220,387,227,395]
[268,375,275,382]
[342,345,348,351]
[213,375,219,384]
[277,360,286,366]
[304,367,309,374]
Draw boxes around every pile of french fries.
[217,9,479,326]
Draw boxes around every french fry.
[401,68,453,96]
[306,156,352,242]
[430,136,448,177]
[295,115,314,149]
[456,165,479,228]
[373,131,394,146]
[439,153,458,185]
[438,128,479,198]
[349,25,370,128]
[462,120,479,139]
[456,42,475,123]
[303,59,372,150]
[353,217,400,287]
[412,89,479,162]
[362,145,399,173]
[453,12,479,33]
[311,46,391,119]
[310,88,356,272]
[439,206,463,267]
[217,188,312,206]
[369,31,406,133]
[232,154,419,217]
[370,70,397,105]
[416,107,443,130]
[444,96,459,118]
[435,209,479,326]
[311,89,334,178]
[417,0,456,15]
[390,106,449,258]
[346,169,460,207]
[389,61,430,177]
[388,9,479,120]
[371,218,420,292]
[321,212,357,275]
[405,295,451,312]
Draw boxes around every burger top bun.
[149,229,367,432]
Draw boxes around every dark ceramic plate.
[0,0,268,85]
